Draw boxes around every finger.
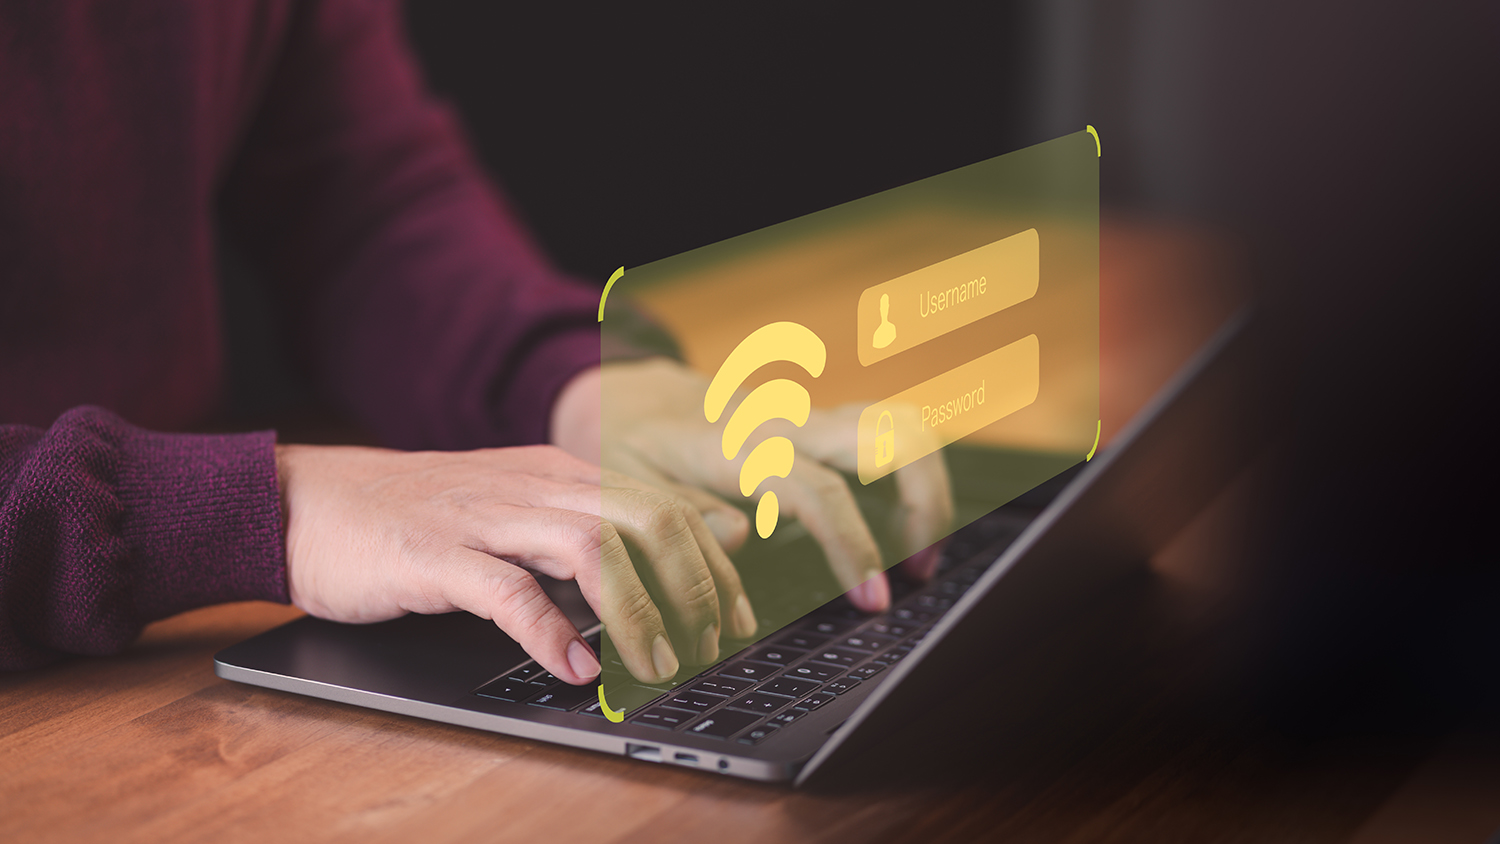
[604,450,744,550]
[595,518,682,684]
[428,546,603,686]
[662,482,756,639]
[475,472,735,676]
[899,544,943,582]
[457,504,674,685]
[665,482,751,556]
[602,463,757,640]
[847,570,892,612]
[768,458,889,612]
[892,448,955,556]
[782,405,953,582]
[603,485,722,667]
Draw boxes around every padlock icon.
[875,410,895,467]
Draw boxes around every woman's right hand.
[276,443,758,687]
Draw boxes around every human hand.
[584,358,955,611]
[276,443,757,686]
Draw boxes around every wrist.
[549,365,602,463]
[275,443,305,542]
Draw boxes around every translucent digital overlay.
[594,130,1099,716]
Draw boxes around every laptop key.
[838,633,896,653]
[742,645,807,666]
[761,677,819,698]
[718,661,778,682]
[503,664,545,684]
[868,621,917,638]
[915,595,954,611]
[661,690,723,713]
[783,663,841,683]
[809,647,864,668]
[795,692,837,710]
[737,725,780,745]
[691,676,752,697]
[892,607,935,624]
[594,682,670,714]
[775,631,829,651]
[726,692,794,715]
[848,664,885,680]
[634,676,686,692]
[686,709,760,739]
[803,619,855,636]
[474,678,530,702]
[823,678,860,695]
[769,710,806,726]
[527,682,598,711]
[630,708,696,730]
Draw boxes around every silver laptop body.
[215,312,1270,785]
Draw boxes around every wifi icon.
[703,322,827,539]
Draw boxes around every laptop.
[215,310,1270,785]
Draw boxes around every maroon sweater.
[0,0,601,667]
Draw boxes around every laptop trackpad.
[218,576,593,704]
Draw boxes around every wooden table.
[4,464,1497,844]
[4,221,1497,842]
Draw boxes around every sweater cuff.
[500,325,602,446]
[114,423,288,620]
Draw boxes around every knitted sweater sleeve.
[0,407,286,669]
[219,0,602,451]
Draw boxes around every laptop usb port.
[625,743,662,763]
[673,752,699,766]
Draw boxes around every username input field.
[857,334,1040,485]
[857,228,1039,366]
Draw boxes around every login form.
[596,129,1098,698]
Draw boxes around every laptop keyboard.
[472,511,1027,746]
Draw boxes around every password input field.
[857,335,1040,485]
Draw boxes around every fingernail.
[697,623,719,665]
[651,633,679,682]
[567,638,600,681]
[732,593,757,638]
[909,547,941,580]
[849,573,890,611]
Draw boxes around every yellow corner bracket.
[597,267,626,322]
[598,684,625,723]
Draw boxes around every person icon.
[872,292,897,349]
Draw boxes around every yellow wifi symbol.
[703,322,827,539]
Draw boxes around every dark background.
[400,3,1046,280]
